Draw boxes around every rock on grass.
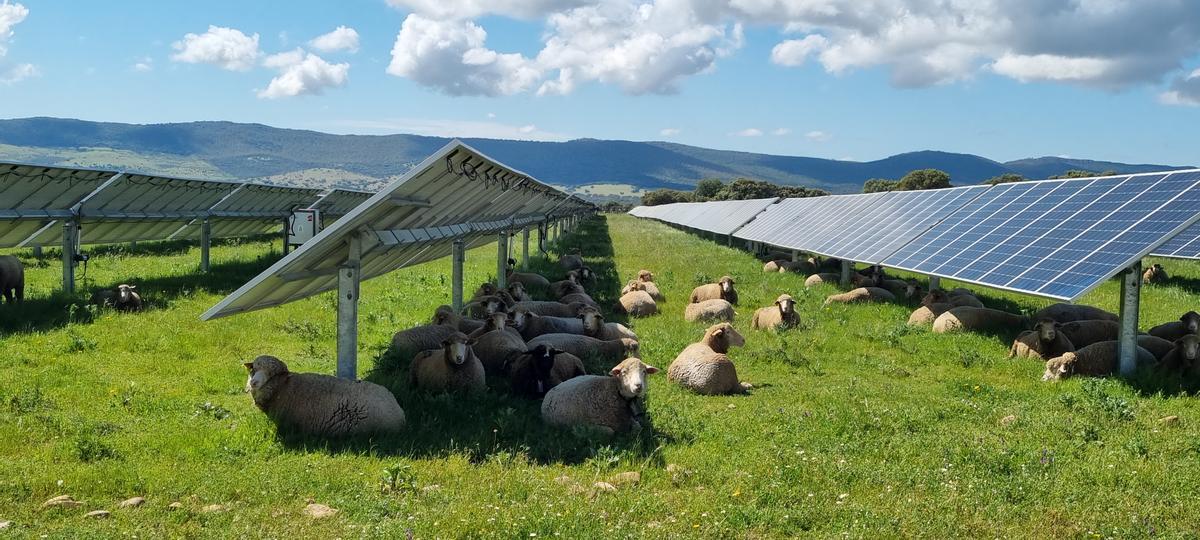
[303,503,338,519]
[118,497,145,509]
[41,495,82,510]
[84,510,110,519]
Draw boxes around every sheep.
[667,323,751,395]
[622,270,665,302]
[933,307,1028,334]
[1143,263,1168,285]
[880,279,923,302]
[509,307,583,339]
[823,287,896,306]
[1148,311,1200,341]
[581,307,639,340]
[1009,319,1075,360]
[462,294,509,319]
[514,301,590,318]
[690,276,738,305]
[922,289,982,309]
[541,357,659,435]
[560,292,601,308]
[526,334,640,366]
[506,259,552,289]
[471,283,500,301]
[0,255,24,304]
[1033,303,1118,324]
[467,312,528,374]
[617,283,658,317]
[244,355,405,437]
[1042,341,1155,381]
[907,303,953,326]
[409,332,486,394]
[432,305,484,334]
[506,282,533,302]
[818,257,843,272]
[762,251,792,262]
[805,272,875,288]
[684,299,735,323]
[1137,335,1176,361]
[1056,320,1120,348]
[391,323,460,359]
[559,249,584,271]
[549,273,585,299]
[90,284,143,312]
[507,344,586,398]
[751,294,800,330]
[1157,334,1200,376]
[763,260,788,273]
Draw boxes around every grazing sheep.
[751,294,800,330]
[1042,341,1155,381]
[245,355,405,437]
[1157,334,1200,376]
[1009,319,1075,360]
[508,344,586,398]
[1148,311,1200,341]
[1143,263,1168,285]
[823,287,896,306]
[617,283,658,317]
[559,249,584,271]
[391,324,459,359]
[684,299,735,323]
[1137,335,1176,361]
[431,305,485,334]
[805,272,875,288]
[468,312,528,374]
[922,289,983,309]
[506,282,533,302]
[907,303,953,326]
[581,307,638,340]
[690,276,738,305]
[1033,303,1118,324]
[526,334,639,365]
[932,307,1028,334]
[880,279,923,302]
[1056,320,1120,348]
[559,292,601,308]
[541,357,659,435]
[668,323,750,395]
[409,332,486,394]
[514,301,590,318]
[0,255,24,304]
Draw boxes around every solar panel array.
[630,198,779,235]
[0,163,117,247]
[630,169,1200,301]
[310,189,375,224]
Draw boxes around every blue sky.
[1,0,1199,165]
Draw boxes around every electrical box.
[287,209,321,247]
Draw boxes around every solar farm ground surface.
[2,214,1200,537]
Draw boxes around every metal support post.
[792,250,800,262]
[521,227,530,269]
[1118,262,1142,376]
[452,239,465,312]
[62,219,78,293]
[929,275,941,291]
[282,215,291,255]
[840,260,852,288]
[200,218,212,272]
[497,231,509,289]
[336,234,362,380]
[32,245,42,257]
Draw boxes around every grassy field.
[3,213,1200,538]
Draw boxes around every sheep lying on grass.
[1033,303,1118,323]
[621,270,664,302]
[506,282,532,302]
[908,303,953,326]
[391,324,459,359]
[409,332,486,394]
[668,323,750,395]
[462,294,510,319]
[581,307,638,340]
[880,279,923,302]
[506,259,552,289]
[804,273,875,288]
[541,357,658,435]
[1137,335,1176,361]
[617,282,658,317]
[1143,263,1168,284]
[560,292,601,308]
[90,284,143,312]
[1148,311,1200,341]
[933,307,1027,334]
[1157,335,1200,376]
[922,289,982,309]
[684,299,735,323]
[514,301,591,318]
[690,276,738,305]
[751,294,799,330]
[526,334,639,366]
[1010,319,1075,360]
[245,355,405,437]
[764,260,815,274]
[432,305,485,334]
[823,287,896,306]
[511,307,585,340]
[0,255,23,304]
[1042,341,1155,381]
[549,273,585,299]
[559,249,584,271]
[468,312,528,374]
[1056,320,1119,348]
[508,344,586,398]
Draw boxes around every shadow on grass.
[1156,275,1200,296]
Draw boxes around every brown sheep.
[631,270,665,302]
[751,294,800,330]
[667,323,751,395]
[1137,335,1176,361]
[409,332,486,394]
[908,303,953,326]
[1056,320,1119,348]
[1032,303,1118,324]
[559,249,584,271]
[580,307,638,340]
[922,289,983,309]
[506,258,552,289]
[549,273,585,299]
[513,301,590,318]
[1157,335,1200,376]
[683,299,735,323]
[1042,341,1155,381]
[432,305,485,334]
[690,276,738,305]
[1148,311,1200,341]
[880,278,923,302]
[805,272,875,288]
[933,307,1027,334]
[1009,319,1075,360]
[468,312,528,374]
[1143,263,1168,285]
[506,282,533,302]
[823,287,896,306]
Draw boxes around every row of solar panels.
[629,170,1200,301]
[0,161,376,248]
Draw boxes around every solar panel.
[1150,221,1200,259]
[0,163,118,247]
[310,189,375,224]
[170,183,324,241]
[884,171,1200,300]
[810,186,988,264]
[731,196,829,244]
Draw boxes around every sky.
[0,0,1198,165]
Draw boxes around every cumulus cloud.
[1160,69,1200,107]
[171,25,261,71]
[258,48,349,99]
[771,34,828,67]
[805,130,831,142]
[660,128,680,136]
[386,14,540,96]
[732,128,762,137]
[310,25,360,53]
[771,128,791,136]
[0,62,35,84]
[386,0,587,21]
[132,57,153,72]
[0,0,28,57]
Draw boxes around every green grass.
[3,214,1200,538]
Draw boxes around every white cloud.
[1160,68,1200,107]
[0,62,35,84]
[385,0,587,20]
[0,0,28,56]
[486,112,496,118]
[335,117,569,141]
[660,128,680,136]
[132,57,153,72]
[171,25,261,71]
[771,128,791,136]
[991,54,1115,83]
[386,14,540,96]
[732,128,762,137]
[518,124,537,133]
[258,48,350,99]
[805,130,831,142]
[310,25,360,53]
[771,34,828,67]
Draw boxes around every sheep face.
[484,312,511,332]
[479,296,504,316]
[775,294,796,316]
[579,307,603,334]
[580,267,594,281]
[476,283,497,297]
[117,284,137,303]
[1175,335,1200,365]
[904,280,921,300]
[432,306,456,326]
[707,323,746,350]
[526,344,560,376]
[922,290,949,306]
[508,308,530,330]
[719,276,735,294]
[506,258,517,271]
[1042,353,1077,381]
[442,334,476,366]
[1035,319,1059,343]
[610,357,659,399]
[625,280,646,292]
[1181,311,1200,335]
[620,338,641,357]
[244,355,288,393]
[507,282,525,296]
[638,270,654,282]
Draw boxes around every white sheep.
[244,355,405,437]
[922,289,982,309]
[907,303,953,326]
[684,299,735,323]
[667,322,750,395]
[431,305,485,334]
[559,249,584,271]
[541,357,659,435]
[506,259,552,289]
[467,312,528,374]
[391,323,460,359]
[823,287,896,306]
[580,307,638,340]
[409,332,486,394]
[690,276,738,305]
[513,301,591,318]
[90,284,143,312]
[617,282,658,317]
[751,294,799,330]
[933,307,1027,334]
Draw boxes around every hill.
[0,117,1189,194]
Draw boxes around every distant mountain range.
[0,117,1190,195]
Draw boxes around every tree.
[778,186,829,198]
[640,189,694,206]
[694,178,724,199]
[983,173,1027,186]
[600,201,633,213]
[896,169,951,190]
[1049,169,1117,179]
[863,179,898,193]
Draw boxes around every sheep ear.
[243,362,254,371]
[713,327,725,336]
[644,365,659,374]
[609,366,623,376]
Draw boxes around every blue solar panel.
[810,186,988,264]
[1151,221,1200,259]
[732,196,828,244]
[884,171,1200,300]
[776,193,892,253]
